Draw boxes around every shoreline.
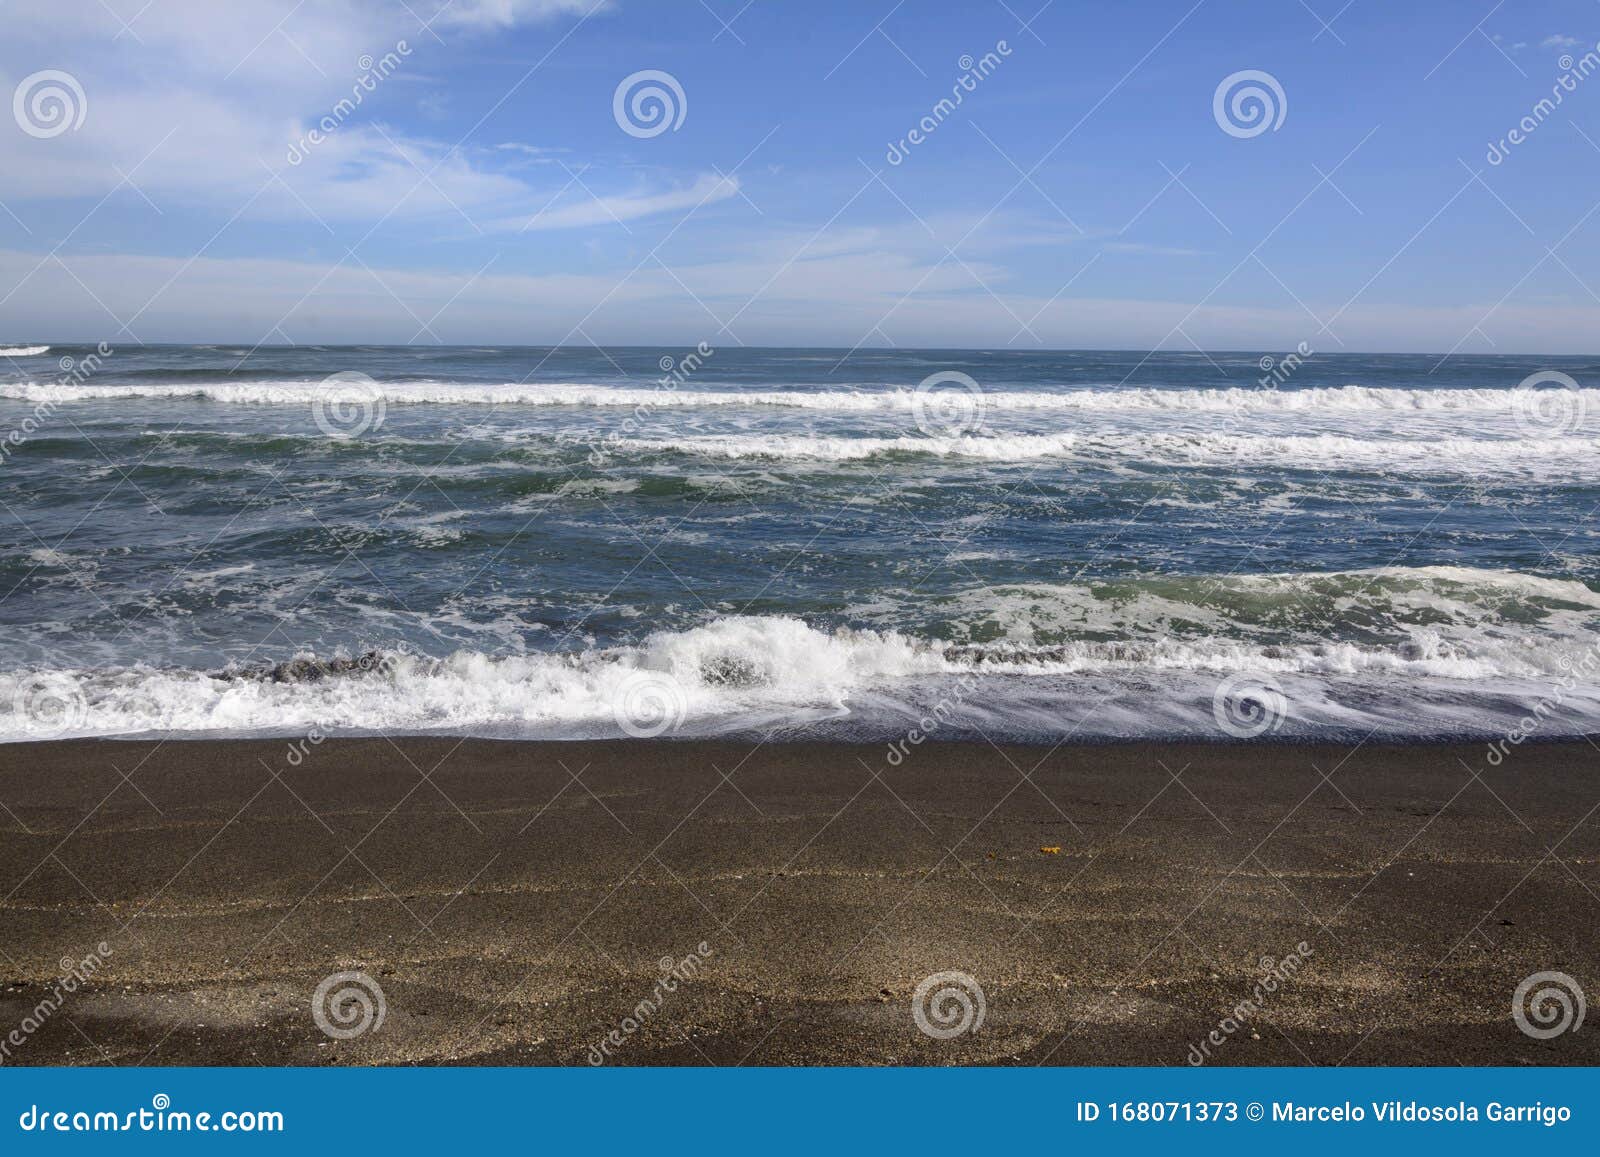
[2,736,1596,1065]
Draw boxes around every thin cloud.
[508,173,742,232]
[432,0,611,30]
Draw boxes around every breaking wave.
[3,379,1598,414]
[599,430,1600,473]
[4,567,1596,743]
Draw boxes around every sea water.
[0,344,1596,742]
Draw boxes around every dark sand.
[1,736,1597,1066]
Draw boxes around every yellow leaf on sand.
[1040,845,1061,855]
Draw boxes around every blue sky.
[3,0,1600,351]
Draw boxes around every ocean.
[1,342,1596,743]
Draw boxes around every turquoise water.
[1,343,1597,741]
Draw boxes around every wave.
[2,379,1597,414]
[0,345,49,357]
[3,568,1597,742]
[65,425,1600,479]
[921,565,1600,646]
[599,430,1600,472]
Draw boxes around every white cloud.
[5,242,1597,354]
[0,1,706,235]
[511,174,741,231]
[1542,34,1582,50]
[495,142,566,158]
[432,0,609,30]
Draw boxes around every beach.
[8,7,1600,1144]
[3,736,1596,1066]
[4,347,1598,1067]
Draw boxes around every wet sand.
[1,736,1596,1065]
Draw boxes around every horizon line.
[8,341,1600,360]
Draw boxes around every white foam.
[603,430,1600,474]
[918,566,1600,677]
[0,346,49,357]
[3,568,1596,741]
[2,379,1597,414]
